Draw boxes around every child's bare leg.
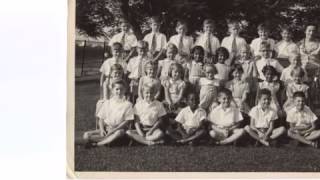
[126,130,155,145]
[270,126,286,139]
[219,128,245,145]
[146,129,164,142]
[97,129,125,146]
[305,130,320,141]
[288,129,313,146]
[180,129,205,143]
[244,126,269,146]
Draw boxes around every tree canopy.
[76,0,320,42]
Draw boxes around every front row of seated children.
[83,79,320,148]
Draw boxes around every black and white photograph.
[72,0,320,174]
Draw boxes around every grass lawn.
[75,81,320,172]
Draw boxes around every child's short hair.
[136,40,149,49]
[258,88,272,99]
[186,91,199,102]
[204,64,218,74]
[262,65,277,76]
[259,41,271,50]
[176,19,188,28]
[191,46,205,56]
[239,44,252,58]
[166,43,178,54]
[110,63,124,75]
[144,61,157,73]
[293,91,306,99]
[231,64,244,74]
[203,19,214,26]
[215,47,230,59]
[111,79,128,90]
[111,42,123,50]
[280,25,293,34]
[290,66,305,77]
[142,82,157,94]
[218,88,233,98]
[227,20,240,28]
[150,16,161,24]
[257,23,270,32]
[168,63,184,79]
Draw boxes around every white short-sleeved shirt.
[250,38,276,56]
[280,66,308,84]
[109,32,137,51]
[134,100,166,127]
[249,105,278,129]
[208,105,243,128]
[158,59,175,80]
[127,56,149,79]
[275,41,299,58]
[175,106,206,130]
[286,106,317,128]
[221,35,247,56]
[97,98,134,127]
[168,34,194,55]
[255,58,283,80]
[143,32,167,52]
[214,63,232,81]
[195,33,220,55]
[99,57,127,76]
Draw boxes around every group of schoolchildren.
[82,17,320,148]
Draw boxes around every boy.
[208,88,245,145]
[127,40,150,103]
[109,19,137,62]
[245,88,286,146]
[280,54,308,85]
[83,79,134,147]
[194,19,220,64]
[250,23,276,59]
[167,92,206,145]
[287,91,320,148]
[255,42,283,80]
[221,21,247,65]
[99,42,127,91]
[126,83,166,145]
[143,16,167,62]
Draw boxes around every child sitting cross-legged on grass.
[208,88,245,145]
[126,83,166,145]
[287,91,320,148]
[166,92,206,145]
[245,88,286,147]
[83,79,134,147]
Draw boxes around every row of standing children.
[82,17,320,148]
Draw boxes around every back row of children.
[83,17,320,148]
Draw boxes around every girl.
[126,83,166,145]
[257,65,281,115]
[157,43,178,82]
[283,67,309,112]
[275,26,299,68]
[138,61,161,101]
[163,63,187,114]
[83,80,134,147]
[280,54,307,86]
[185,46,205,85]
[225,64,250,114]
[198,64,220,111]
[168,19,194,65]
[100,64,124,100]
[214,47,232,85]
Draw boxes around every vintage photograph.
[73,0,320,173]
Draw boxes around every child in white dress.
[184,46,205,85]
[83,80,134,147]
[157,43,178,82]
[214,47,232,85]
[126,83,166,145]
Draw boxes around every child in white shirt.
[208,88,245,145]
[138,61,161,101]
[167,92,206,145]
[195,19,220,64]
[127,40,150,103]
[109,19,137,62]
[126,83,166,145]
[143,16,167,62]
[184,46,205,85]
[250,23,276,59]
[83,80,134,147]
[157,43,178,82]
[245,88,286,146]
[221,21,247,65]
[280,54,308,86]
[168,19,194,64]
[214,47,232,85]
[287,91,320,148]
